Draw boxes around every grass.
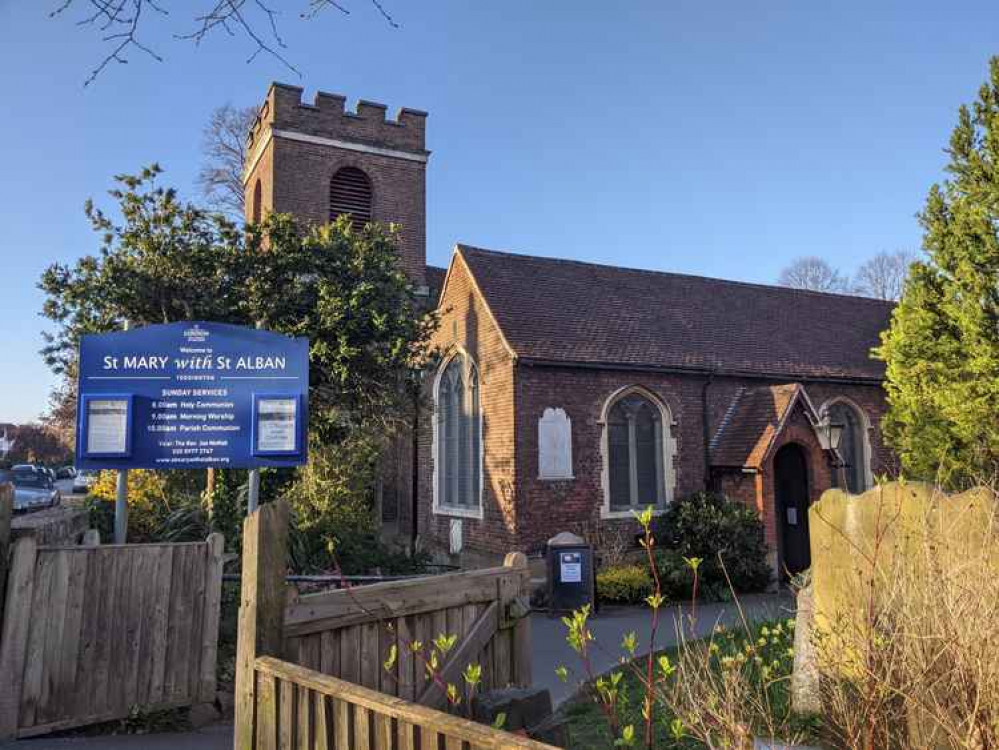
[556,618,818,749]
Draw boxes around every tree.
[41,372,78,449]
[39,164,436,446]
[197,104,258,220]
[51,0,399,86]
[5,423,72,466]
[876,58,999,485]
[777,256,850,293]
[853,249,915,301]
[39,164,245,376]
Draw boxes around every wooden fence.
[283,554,532,706]
[235,500,556,750]
[0,530,225,739]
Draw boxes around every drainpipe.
[410,387,420,550]
[701,371,716,492]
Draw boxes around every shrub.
[656,491,771,599]
[596,564,653,604]
[88,469,212,543]
[282,433,428,575]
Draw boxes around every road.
[55,479,76,497]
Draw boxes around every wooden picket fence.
[0,507,225,739]
[235,500,557,750]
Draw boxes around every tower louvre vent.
[329,167,373,229]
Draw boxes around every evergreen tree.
[876,58,999,485]
[39,164,436,445]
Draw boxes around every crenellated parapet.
[247,82,427,155]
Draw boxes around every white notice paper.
[87,399,129,454]
[257,398,297,452]
[560,552,582,583]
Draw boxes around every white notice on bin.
[87,399,128,454]
[257,398,297,452]
[560,553,582,583]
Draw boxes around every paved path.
[4,593,792,747]
[0,724,232,750]
[532,592,795,705]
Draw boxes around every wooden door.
[774,443,811,578]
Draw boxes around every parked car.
[72,469,99,494]
[56,466,76,479]
[11,466,60,512]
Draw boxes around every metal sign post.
[114,320,130,544]
[247,469,260,515]
[114,470,129,543]
[246,320,263,516]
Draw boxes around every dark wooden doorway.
[774,443,811,578]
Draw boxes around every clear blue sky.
[0,0,995,423]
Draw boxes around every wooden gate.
[283,554,532,707]
[0,531,225,738]
[235,500,555,749]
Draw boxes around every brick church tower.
[243,83,430,289]
[243,83,432,541]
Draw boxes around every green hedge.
[596,564,653,604]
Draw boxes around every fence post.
[234,500,289,750]
[0,536,38,739]
[0,483,12,629]
[199,532,226,702]
[503,551,533,687]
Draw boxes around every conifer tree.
[876,58,999,484]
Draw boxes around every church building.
[244,83,894,578]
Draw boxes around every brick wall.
[507,365,887,554]
[417,253,519,559]
[244,83,428,285]
[514,365,706,552]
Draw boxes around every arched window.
[250,179,262,224]
[825,400,870,494]
[329,167,372,229]
[435,354,481,513]
[603,389,673,514]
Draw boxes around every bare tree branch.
[50,0,398,86]
[178,0,300,76]
[777,256,852,294]
[853,249,916,301]
[197,103,259,220]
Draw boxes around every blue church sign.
[76,322,309,470]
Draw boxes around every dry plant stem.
[814,483,999,750]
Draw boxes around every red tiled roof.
[456,246,893,381]
[710,384,814,468]
[425,265,447,305]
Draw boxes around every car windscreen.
[13,472,49,488]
